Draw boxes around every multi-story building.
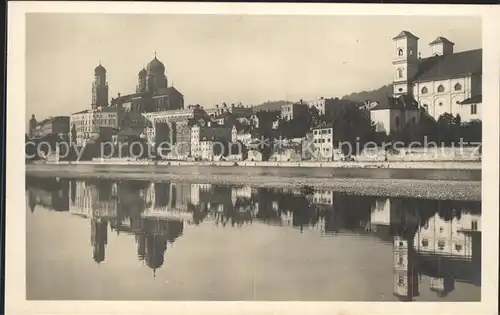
[371,31,481,135]
[190,123,232,160]
[307,97,363,120]
[280,101,309,121]
[69,107,122,146]
[142,107,208,147]
[29,115,70,138]
[311,123,335,161]
[413,211,481,259]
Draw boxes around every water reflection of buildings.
[369,197,481,300]
[27,177,481,297]
[26,177,70,212]
[65,179,185,275]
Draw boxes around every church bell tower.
[392,31,419,97]
[92,62,109,108]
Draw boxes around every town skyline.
[26,14,481,128]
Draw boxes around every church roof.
[393,30,419,40]
[429,36,455,46]
[94,63,106,74]
[371,95,420,111]
[111,93,144,105]
[146,56,165,74]
[413,49,482,82]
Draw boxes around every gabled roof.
[393,30,419,40]
[371,95,420,111]
[312,121,334,130]
[429,36,455,46]
[460,95,482,104]
[413,49,482,82]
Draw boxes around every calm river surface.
[26,176,481,301]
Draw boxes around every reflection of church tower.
[28,189,36,213]
[136,234,146,261]
[145,233,167,277]
[70,180,77,206]
[91,219,108,264]
[92,62,109,108]
[393,236,419,301]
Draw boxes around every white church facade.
[371,31,482,135]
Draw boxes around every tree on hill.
[331,105,376,156]
[308,105,321,128]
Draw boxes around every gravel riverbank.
[26,165,481,201]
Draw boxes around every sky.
[26,14,481,127]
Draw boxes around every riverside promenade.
[26,161,481,201]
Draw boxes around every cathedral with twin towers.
[91,53,184,113]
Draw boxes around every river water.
[26,176,481,301]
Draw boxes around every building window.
[421,87,428,94]
[471,104,477,115]
[455,244,463,252]
[437,240,445,250]
[422,239,429,247]
[398,48,403,56]
[397,69,403,78]
[471,220,478,230]
[454,83,462,91]
[423,104,428,111]
[437,85,445,93]
[398,276,405,285]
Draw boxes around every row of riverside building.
[28,30,482,161]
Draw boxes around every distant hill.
[342,84,393,103]
[252,100,292,113]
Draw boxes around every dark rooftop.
[413,49,482,82]
[393,31,419,40]
[429,36,455,46]
[371,95,420,111]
